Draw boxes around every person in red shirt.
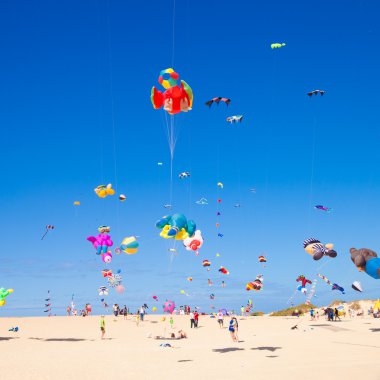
[194,311,199,327]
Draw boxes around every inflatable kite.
[296,275,312,295]
[0,288,13,307]
[94,184,115,198]
[183,230,203,251]
[226,115,243,123]
[308,90,325,97]
[349,247,380,280]
[206,97,231,107]
[41,225,54,240]
[217,182,224,189]
[317,274,345,294]
[271,43,286,49]
[87,226,113,255]
[156,213,196,240]
[219,266,229,275]
[151,68,193,115]
[98,286,108,296]
[203,259,211,268]
[163,300,175,314]
[352,281,363,292]
[153,295,158,301]
[187,277,193,282]
[73,201,80,206]
[102,269,112,277]
[258,255,267,264]
[246,278,263,291]
[107,274,122,288]
[101,252,112,263]
[119,194,126,202]
[196,198,208,205]
[119,236,139,254]
[303,238,337,260]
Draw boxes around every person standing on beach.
[66,306,71,316]
[170,316,174,329]
[233,317,239,341]
[139,305,145,321]
[334,308,341,321]
[100,315,106,339]
[217,310,224,328]
[190,311,195,328]
[240,306,245,317]
[194,310,199,327]
[229,316,237,342]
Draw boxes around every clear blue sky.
[1,0,380,316]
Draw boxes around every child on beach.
[169,316,174,329]
[136,313,140,326]
[217,311,224,328]
[100,316,106,339]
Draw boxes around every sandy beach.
[1,314,380,380]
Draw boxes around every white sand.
[1,313,380,380]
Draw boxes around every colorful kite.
[226,115,243,123]
[163,300,175,314]
[304,238,337,260]
[0,288,13,307]
[196,198,208,205]
[219,266,229,275]
[119,236,139,255]
[183,230,203,251]
[179,171,191,179]
[206,97,231,107]
[87,226,113,255]
[98,286,109,296]
[156,213,196,240]
[315,205,332,212]
[119,194,126,202]
[94,184,115,198]
[317,273,345,294]
[271,43,286,49]
[151,68,193,115]
[308,90,325,97]
[352,281,363,292]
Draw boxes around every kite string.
[171,0,176,67]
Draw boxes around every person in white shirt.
[217,311,224,328]
[190,311,195,328]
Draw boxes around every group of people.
[112,304,128,319]
[323,308,341,321]
[189,310,199,328]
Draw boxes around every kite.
[107,274,122,288]
[168,248,177,253]
[203,260,211,268]
[352,281,363,292]
[151,68,193,115]
[219,266,229,275]
[234,204,241,208]
[94,184,115,198]
[208,279,212,286]
[157,162,163,166]
[183,230,203,251]
[271,43,286,49]
[303,238,337,260]
[249,188,256,193]
[102,269,113,277]
[296,275,312,295]
[216,253,220,257]
[196,198,208,205]
[156,213,196,240]
[153,296,158,301]
[218,233,224,238]
[163,204,172,210]
[179,172,191,179]
[217,182,224,189]
[73,201,80,206]
[0,288,13,307]
[258,255,267,265]
[221,281,225,288]
[101,252,112,263]
[307,90,325,97]
[210,293,215,300]
[41,225,54,240]
[349,248,380,279]
[205,97,231,107]
[187,277,193,282]
[119,236,139,255]
[87,226,113,255]
[317,274,345,294]
[98,286,109,296]
[119,194,126,202]
[163,300,175,314]
[226,115,243,123]
[246,279,263,291]
[315,205,332,212]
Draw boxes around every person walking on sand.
[334,308,341,321]
[139,305,145,321]
[233,317,239,341]
[100,315,106,339]
[122,305,128,320]
[190,311,196,328]
[194,311,199,328]
[217,310,224,328]
[229,316,237,342]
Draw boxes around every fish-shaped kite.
[219,266,229,275]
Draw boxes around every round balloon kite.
[120,236,139,255]
[163,300,175,314]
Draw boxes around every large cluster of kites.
[4,45,378,315]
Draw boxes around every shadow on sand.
[0,337,20,341]
[29,337,95,342]
[212,347,245,353]
[370,328,380,332]
[178,360,193,362]
[251,346,282,352]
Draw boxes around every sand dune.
[1,314,380,380]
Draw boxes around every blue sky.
[1,0,380,316]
